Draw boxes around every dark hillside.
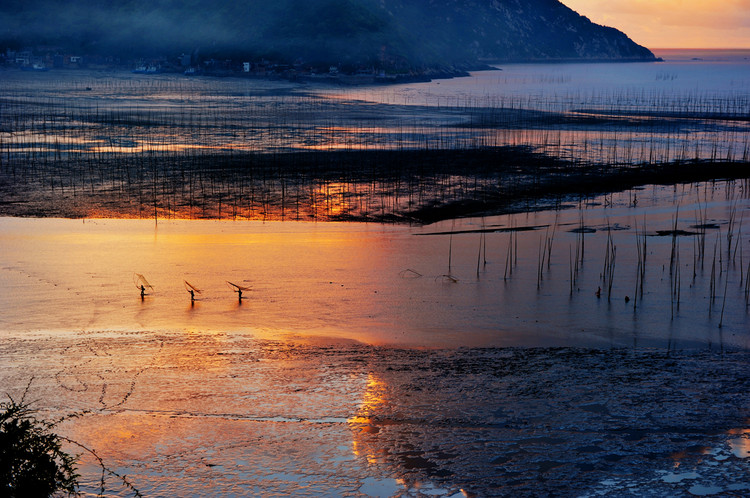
[0,0,656,69]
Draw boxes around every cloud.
[562,0,750,47]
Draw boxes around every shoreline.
[0,55,665,85]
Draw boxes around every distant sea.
[329,47,750,112]
[652,48,750,63]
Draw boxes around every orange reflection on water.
[728,427,750,458]
[311,182,356,218]
[302,126,410,151]
[0,217,395,339]
[669,424,750,468]
[351,373,388,418]
[63,415,161,465]
[9,132,267,156]
[349,373,389,464]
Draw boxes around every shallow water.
[2,53,748,224]
[2,181,749,496]
[330,49,750,109]
[2,49,748,167]
[2,180,748,349]
[2,52,750,496]
[2,335,748,497]
[323,49,750,164]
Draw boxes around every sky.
[562,0,750,49]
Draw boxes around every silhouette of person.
[140,285,146,298]
[237,288,243,301]
[189,289,195,302]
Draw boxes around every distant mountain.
[0,0,656,70]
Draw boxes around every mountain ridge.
[0,0,657,71]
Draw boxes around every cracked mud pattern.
[1,331,748,497]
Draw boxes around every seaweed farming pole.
[537,236,544,289]
[719,260,730,328]
[600,226,616,302]
[476,231,483,278]
[633,219,647,310]
[709,236,719,309]
[149,148,158,224]
[669,207,680,276]
[670,239,681,318]
[504,229,513,280]
[448,219,455,272]
[536,227,554,289]
[727,200,739,264]
[569,246,575,295]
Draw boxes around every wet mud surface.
[2,331,748,497]
[1,69,748,223]
[2,62,749,496]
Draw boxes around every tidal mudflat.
[2,336,748,497]
[2,181,749,496]
[1,51,749,223]
[1,51,749,496]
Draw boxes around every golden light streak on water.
[349,373,390,464]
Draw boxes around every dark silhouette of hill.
[0,0,656,69]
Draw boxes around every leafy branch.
[0,378,141,497]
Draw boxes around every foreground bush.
[0,399,78,497]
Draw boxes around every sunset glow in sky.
[563,0,750,49]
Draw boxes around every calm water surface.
[2,180,748,349]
